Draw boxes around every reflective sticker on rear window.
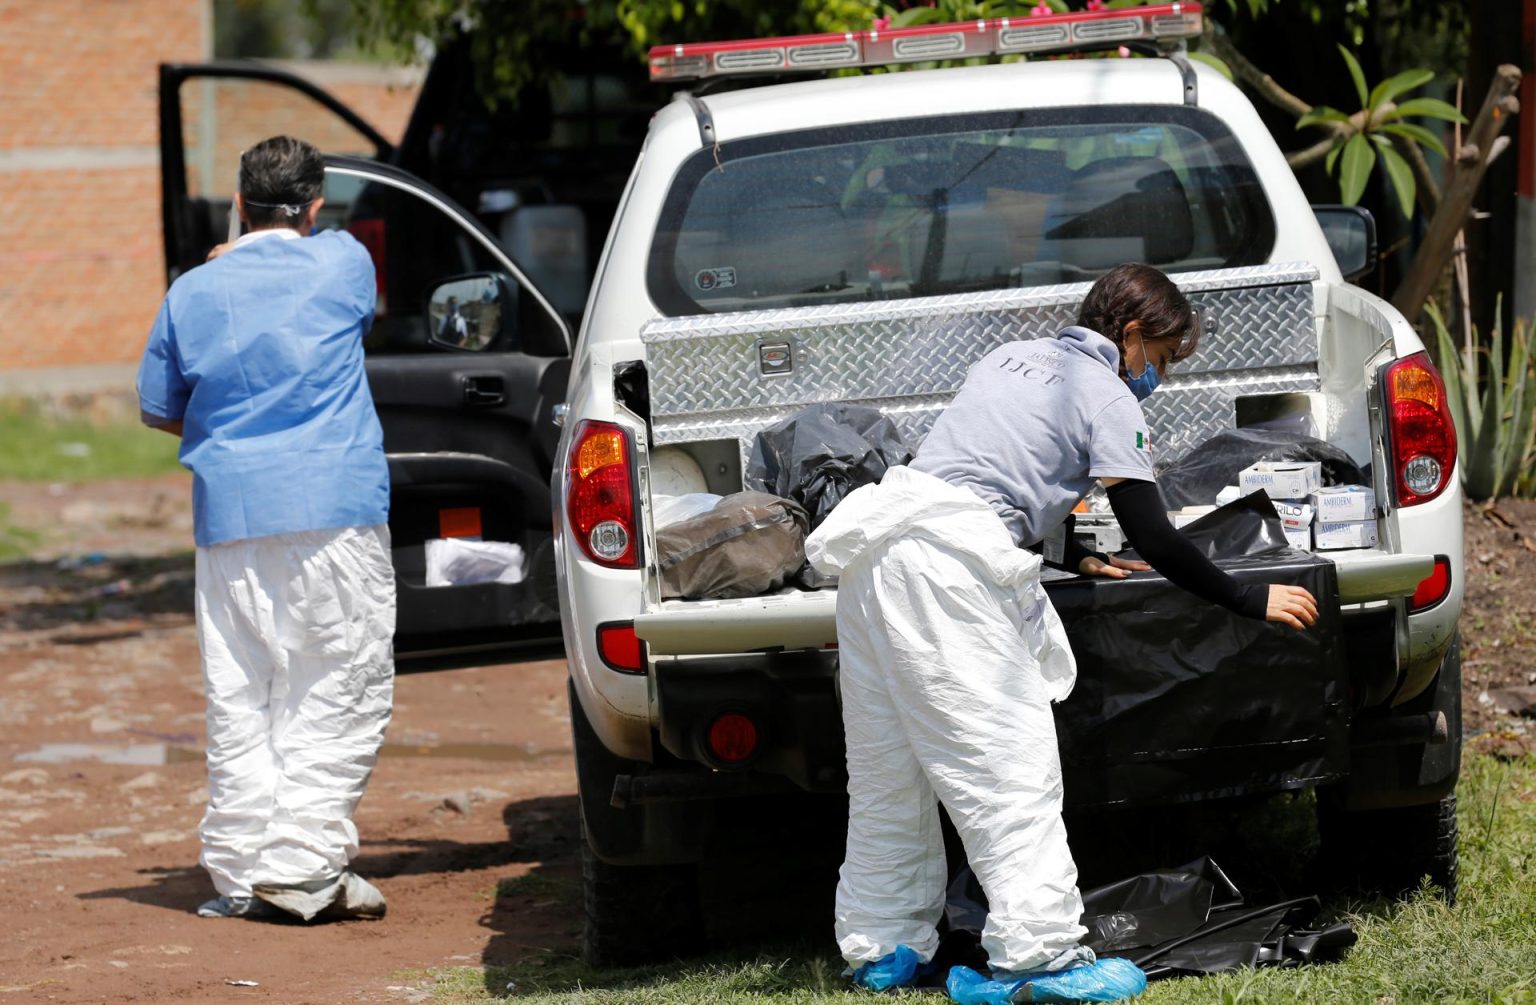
[695,267,737,291]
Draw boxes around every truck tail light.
[706,713,759,764]
[567,420,638,568]
[1409,555,1452,612]
[1384,352,1456,507]
[596,621,645,673]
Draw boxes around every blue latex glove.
[852,945,925,992]
[946,957,1148,1003]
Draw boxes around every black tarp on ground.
[942,857,1357,981]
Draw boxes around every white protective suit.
[195,524,396,898]
[805,465,1088,974]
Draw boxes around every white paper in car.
[424,538,526,587]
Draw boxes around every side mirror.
[425,273,518,352]
[1312,205,1377,283]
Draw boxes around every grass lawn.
[417,752,1536,1004]
[0,404,183,482]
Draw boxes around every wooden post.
[1392,64,1523,323]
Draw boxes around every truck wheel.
[1316,792,1458,904]
[581,831,703,967]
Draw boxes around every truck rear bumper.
[653,649,845,793]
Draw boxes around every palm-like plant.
[1297,46,1465,218]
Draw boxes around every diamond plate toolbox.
[640,263,1321,465]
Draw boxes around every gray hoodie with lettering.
[910,326,1153,547]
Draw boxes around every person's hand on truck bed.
[1097,477,1317,630]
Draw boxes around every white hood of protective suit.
[806,465,1077,702]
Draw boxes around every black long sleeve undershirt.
[1059,532,1104,575]
[1105,480,1268,620]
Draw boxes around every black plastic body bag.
[1157,427,1369,510]
[1048,493,1348,809]
[744,402,914,529]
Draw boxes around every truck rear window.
[648,106,1274,315]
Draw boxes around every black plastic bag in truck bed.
[1046,551,1347,809]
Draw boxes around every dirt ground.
[1,474,581,1003]
[2,476,1533,1003]
[1459,498,1536,753]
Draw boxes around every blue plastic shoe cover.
[946,957,1147,1004]
[852,944,924,992]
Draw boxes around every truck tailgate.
[1329,548,1432,602]
[632,547,1426,656]
[634,589,837,655]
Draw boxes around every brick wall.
[0,1,423,373]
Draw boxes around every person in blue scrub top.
[137,135,395,922]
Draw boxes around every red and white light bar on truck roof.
[649,2,1202,82]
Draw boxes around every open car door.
[159,62,393,283]
[159,66,572,664]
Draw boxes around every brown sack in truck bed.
[657,492,810,600]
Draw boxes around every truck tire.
[1316,792,1458,904]
[581,830,703,967]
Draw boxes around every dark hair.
[1076,263,1200,370]
[239,135,324,229]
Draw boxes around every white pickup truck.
[553,3,1464,965]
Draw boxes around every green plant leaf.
[1383,97,1467,123]
[1339,132,1376,204]
[1368,68,1435,110]
[1188,51,1233,80]
[1296,105,1351,131]
[1377,143,1416,219]
[1338,44,1369,108]
[1425,301,1471,475]
[1498,316,1534,498]
[1378,122,1448,158]
[1325,140,1345,176]
[890,7,945,26]
[1517,319,1536,496]
[1480,305,1508,498]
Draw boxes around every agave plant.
[1426,299,1536,502]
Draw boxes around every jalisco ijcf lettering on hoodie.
[911,326,1154,548]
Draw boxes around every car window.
[319,171,563,356]
[179,77,378,202]
[647,106,1275,315]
